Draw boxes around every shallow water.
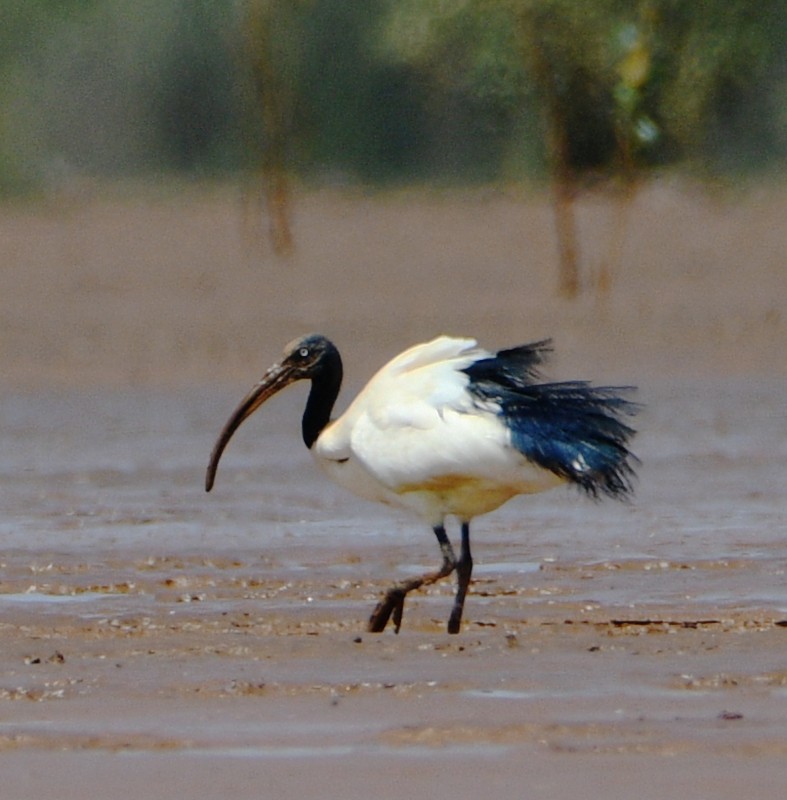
[1,379,786,800]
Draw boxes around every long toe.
[367,602,391,632]
[367,587,405,633]
[391,594,406,633]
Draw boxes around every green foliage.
[0,0,242,192]
[0,0,784,194]
[381,0,786,177]
[650,0,785,170]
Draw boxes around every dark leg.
[447,522,473,634]
[368,525,456,633]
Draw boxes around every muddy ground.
[1,181,786,798]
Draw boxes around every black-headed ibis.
[206,334,639,634]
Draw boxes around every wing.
[318,336,561,492]
[466,376,640,499]
[322,336,484,444]
[317,336,493,474]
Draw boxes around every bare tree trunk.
[550,133,581,299]
[243,0,295,257]
[595,107,640,295]
[523,23,581,299]
[595,178,638,295]
[264,164,293,255]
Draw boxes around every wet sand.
[1,182,786,798]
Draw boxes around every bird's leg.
[447,522,473,634]
[368,525,456,634]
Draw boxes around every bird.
[206,334,639,634]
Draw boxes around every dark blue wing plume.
[464,344,640,499]
[465,339,552,389]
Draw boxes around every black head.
[205,334,342,491]
[279,333,341,380]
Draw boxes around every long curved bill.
[205,362,296,492]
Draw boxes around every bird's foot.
[368,587,406,633]
[367,551,457,634]
[447,606,463,634]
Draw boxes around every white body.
[313,336,564,526]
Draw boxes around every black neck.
[302,346,343,449]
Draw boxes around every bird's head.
[278,333,339,380]
[205,334,340,492]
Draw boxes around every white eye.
[299,347,309,358]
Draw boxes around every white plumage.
[315,336,562,524]
[206,333,638,634]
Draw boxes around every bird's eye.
[299,347,309,358]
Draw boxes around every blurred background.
[1,0,786,387]
[2,1,785,193]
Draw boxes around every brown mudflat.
[1,182,785,799]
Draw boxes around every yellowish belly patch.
[395,473,562,519]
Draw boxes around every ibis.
[206,334,639,634]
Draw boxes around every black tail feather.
[464,345,640,500]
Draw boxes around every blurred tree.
[238,0,430,253]
[379,0,785,295]
[152,1,240,173]
[0,0,784,286]
[0,1,97,191]
[0,0,242,193]
[237,0,308,255]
